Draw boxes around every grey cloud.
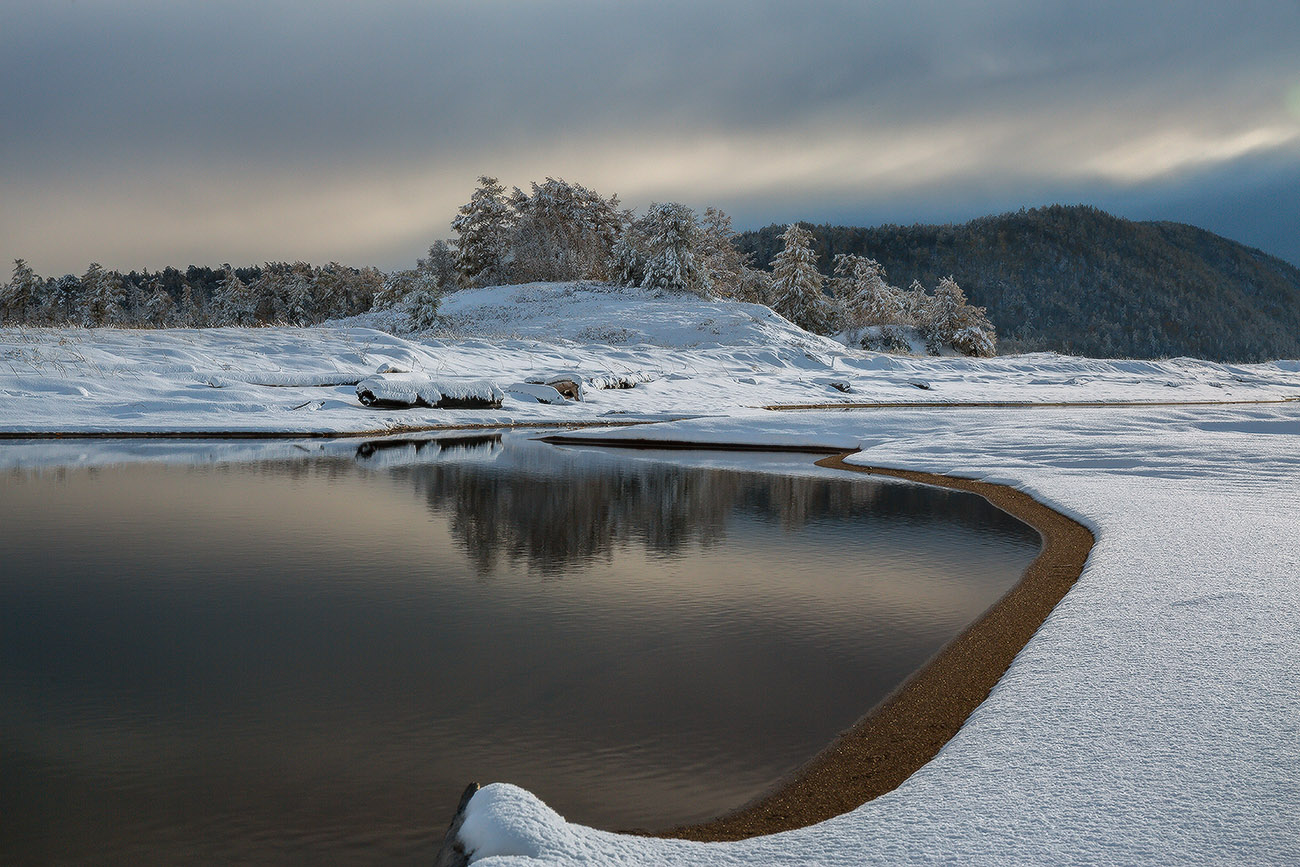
[3,0,1299,271]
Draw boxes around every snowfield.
[1,282,1298,864]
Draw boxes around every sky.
[3,0,1299,276]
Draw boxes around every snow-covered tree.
[507,178,622,284]
[919,275,996,356]
[1,259,42,324]
[282,263,319,326]
[637,202,709,296]
[830,254,905,331]
[610,222,647,287]
[770,223,830,333]
[80,263,126,327]
[144,283,175,326]
[698,208,769,304]
[452,176,514,288]
[51,274,81,323]
[373,269,416,309]
[407,280,441,331]
[215,267,259,325]
[418,240,457,288]
[176,282,202,326]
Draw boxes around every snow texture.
[2,284,1299,865]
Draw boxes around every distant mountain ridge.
[734,205,1300,361]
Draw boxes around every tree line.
[1,175,997,357]
[0,260,382,328]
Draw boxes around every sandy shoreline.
[655,452,1094,841]
[537,436,1094,842]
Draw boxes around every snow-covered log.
[356,376,503,409]
[587,370,657,390]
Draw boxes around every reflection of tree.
[237,440,1035,576]
[407,463,744,575]
[385,449,1035,576]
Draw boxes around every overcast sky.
[4,0,1299,275]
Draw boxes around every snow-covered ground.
[2,284,1299,864]
[1,282,1297,435]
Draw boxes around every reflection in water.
[351,434,1035,576]
[0,435,1040,864]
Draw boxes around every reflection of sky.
[2,0,1298,272]
[0,439,1040,851]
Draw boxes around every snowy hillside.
[344,281,848,353]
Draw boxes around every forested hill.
[735,205,1300,361]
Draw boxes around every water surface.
[0,434,1040,863]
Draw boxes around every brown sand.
[540,436,1094,843]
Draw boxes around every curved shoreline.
[540,436,1094,842]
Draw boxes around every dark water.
[0,434,1040,864]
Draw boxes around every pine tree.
[830,254,905,331]
[176,283,202,326]
[283,263,318,326]
[215,267,258,326]
[407,275,442,331]
[418,240,457,288]
[922,276,997,356]
[451,176,514,288]
[610,223,647,287]
[770,223,830,333]
[1,259,42,324]
[145,283,175,326]
[80,263,126,327]
[374,269,416,309]
[639,202,708,296]
[54,274,82,323]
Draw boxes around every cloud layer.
[4,0,1299,273]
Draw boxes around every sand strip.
[540,436,1093,842]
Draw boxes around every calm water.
[0,434,1040,864]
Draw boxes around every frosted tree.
[215,267,259,326]
[830,254,905,331]
[698,208,769,304]
[451,176,514,288]
[770,223,830,333]
[639,202,708,296]
[903,279,932,325]
[407,281,441,331]
[610,221,647,287]
[1,259,42,324]
[373,269,416,309]
[52,274,81,323]
[144,283,175,326]
[80,263,126,327]
[176,283,202,326]
[920,275,996,356]
[282,263,319,326]
[508,178,623,283]
[418,240,457,288]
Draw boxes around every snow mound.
[352,282,848,353]
[506,382,568,404]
